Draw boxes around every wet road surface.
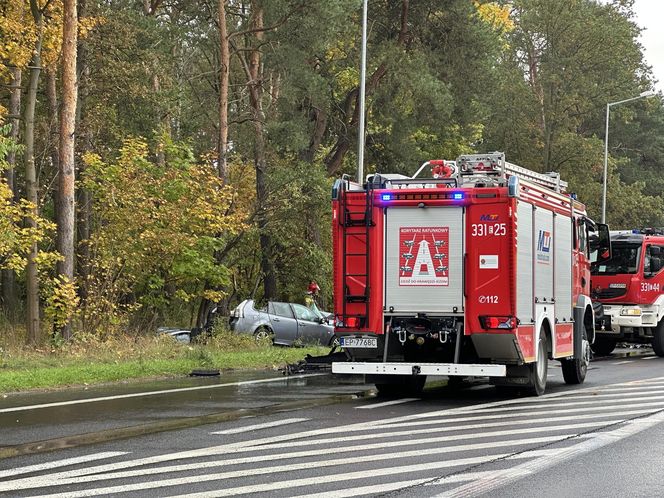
[1,347,664,497]
[0,371,370,450]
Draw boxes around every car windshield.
[592,243,641,275]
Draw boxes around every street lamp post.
[357,0,368,184]
[601,90,656,223]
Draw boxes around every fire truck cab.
[331,152,611,396]
[591,229,664,356]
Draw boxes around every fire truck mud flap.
[331,362,506,377]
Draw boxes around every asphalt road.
[2,347,664,497]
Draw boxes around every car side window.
[292,304,318,322]
[269,302,294,319]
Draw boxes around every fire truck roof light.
[381,194,391,201]
[453,193,464,200]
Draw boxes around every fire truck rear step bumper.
[332,362,506,377]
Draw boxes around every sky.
[630,1,664,93]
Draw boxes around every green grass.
[0,329,328,393]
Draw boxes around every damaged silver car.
[229,299,335,346]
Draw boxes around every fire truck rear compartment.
[384,206,464,314]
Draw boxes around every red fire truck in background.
[331,152,611,396]
[591,229,664,356]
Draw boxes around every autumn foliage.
[80,138,243,332]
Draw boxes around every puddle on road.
[0,384,373,460]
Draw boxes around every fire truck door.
[384,206,464,313]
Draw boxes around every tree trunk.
[1,68,21,319]
[218,0,229,182]
[56,0,78,340]
[247,2,277,300]
[76,0,91,304]
[46,68,60,223]
[24,0,45,344]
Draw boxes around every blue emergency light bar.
[380,192,465,202]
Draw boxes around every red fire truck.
[591,229,664,356]
[331,152,611,396]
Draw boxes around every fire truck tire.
[652,320,664,357]
[591,337,617,356]
[561,323,590,385]
[375,376,426,398]
[526,333,548,396]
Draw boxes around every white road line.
[396,376,664,423]
[10,378,664,492]
[210,417,309,434]
[3,438,563,492]
[0,374,326,414]
[284,472,497,498]
[356,398,419,409]
[241,420,621,453]
[612,361,633,365]
[0,452,128,479]
[376,402,664,430]
[230,410,649,452]
[24,453,514,498]
[437,410,664,497]
[583,383,664,392]
[642,355,659,360]
[405,393,664,418]
[0,435,571,493]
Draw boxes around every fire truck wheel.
[652,320,664,357]
[591,337,617,356]
[561,329,590,385]
[375,376,426,398]
[527,333,548,396]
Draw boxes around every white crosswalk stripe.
[355,397,420,409]
[4,376,664,498]
[210,417,309,434]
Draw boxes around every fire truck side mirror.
[597,223,612,263]
[592,223,612,263]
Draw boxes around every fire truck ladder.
[340,182,374,328]
[457,152,568,193]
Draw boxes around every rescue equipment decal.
[399,226,449,286]
[536,229,551,264]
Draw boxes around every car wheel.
[254,326,274,345]
[329,334,341,348]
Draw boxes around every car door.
[291,304,330,345]
[267,302,298,345]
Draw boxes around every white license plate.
[340,337,378,348]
